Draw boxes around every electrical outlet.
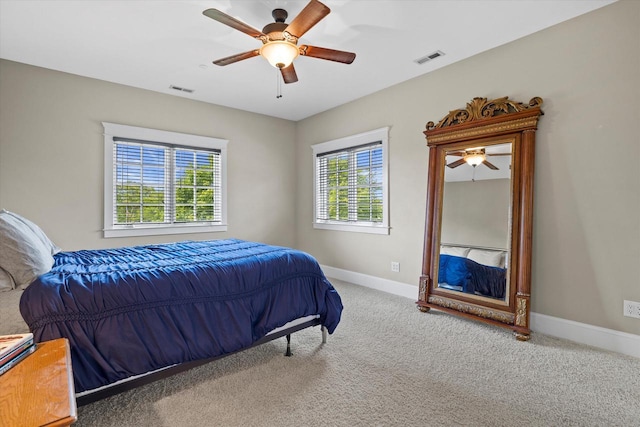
[391,261,400,273]
[623,300,640,319]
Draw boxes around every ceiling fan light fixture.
[259,41,299,69]
[464,152,486,167]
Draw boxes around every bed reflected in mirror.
[437,142,512,303]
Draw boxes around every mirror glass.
[437,141,512,303]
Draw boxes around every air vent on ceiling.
[414,50,445,65]
[169,85,194,94]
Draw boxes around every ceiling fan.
[203,0,356,84]
[446,148,511,170]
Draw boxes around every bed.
[0,211,342,405]
[438,244,507,299]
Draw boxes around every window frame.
[312,127,390,235]
[102,122,228,238]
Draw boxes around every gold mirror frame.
[417,96,544,341]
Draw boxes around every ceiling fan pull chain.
[276,68,283,99]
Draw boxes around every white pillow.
[441,246,471,257]
[467,249,504,268]
[0,267,15,292]
[1,209,60,255]
[0,212,54,289]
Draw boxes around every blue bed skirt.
[20,239,343,393]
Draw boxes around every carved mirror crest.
[417,96,544,340]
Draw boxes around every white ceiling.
[0,0,615,121]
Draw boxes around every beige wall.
[295,0,640,335]
[0,60,297,250]
[441,179,510,249]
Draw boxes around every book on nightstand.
[0,333,35,375]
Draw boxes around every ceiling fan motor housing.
[262,22,289,41]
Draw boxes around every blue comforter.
[20,239,343,393]
[439,254,506,299]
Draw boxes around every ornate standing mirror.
[417,96,544,340]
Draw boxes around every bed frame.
[76,319,327,406]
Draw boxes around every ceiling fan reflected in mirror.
[446,148,511,170]
[203,0,356,84]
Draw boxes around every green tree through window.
[114,143,220,225]
[175,150,218,222]
[318,145,383,223]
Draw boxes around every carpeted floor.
[76,280,640,426]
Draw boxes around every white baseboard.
[321,265,640,359]
[529,312,640,359]
[321,265,418,300]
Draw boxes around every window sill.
[104,224,228,238]
[313,222,390,235]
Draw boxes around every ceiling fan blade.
[483,160,499,170]
[213,50,260,66]
[284,0,330,39]
[299,45,356,64]
[447,159,466,169]
[203,9,266,39]
[280,63,299,84]
[487,153,512,156]
[447,151,465,157]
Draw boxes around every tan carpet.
[76,280,640,426]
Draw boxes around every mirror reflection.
[437,142,512,302]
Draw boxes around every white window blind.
[312,127,389,235]
[316,142,383,223]
[113,138,222,226]
[173,148,222,223]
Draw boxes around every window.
[312,127,389,234]
[102,123,228,238]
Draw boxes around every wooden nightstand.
[0,338,77,427]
